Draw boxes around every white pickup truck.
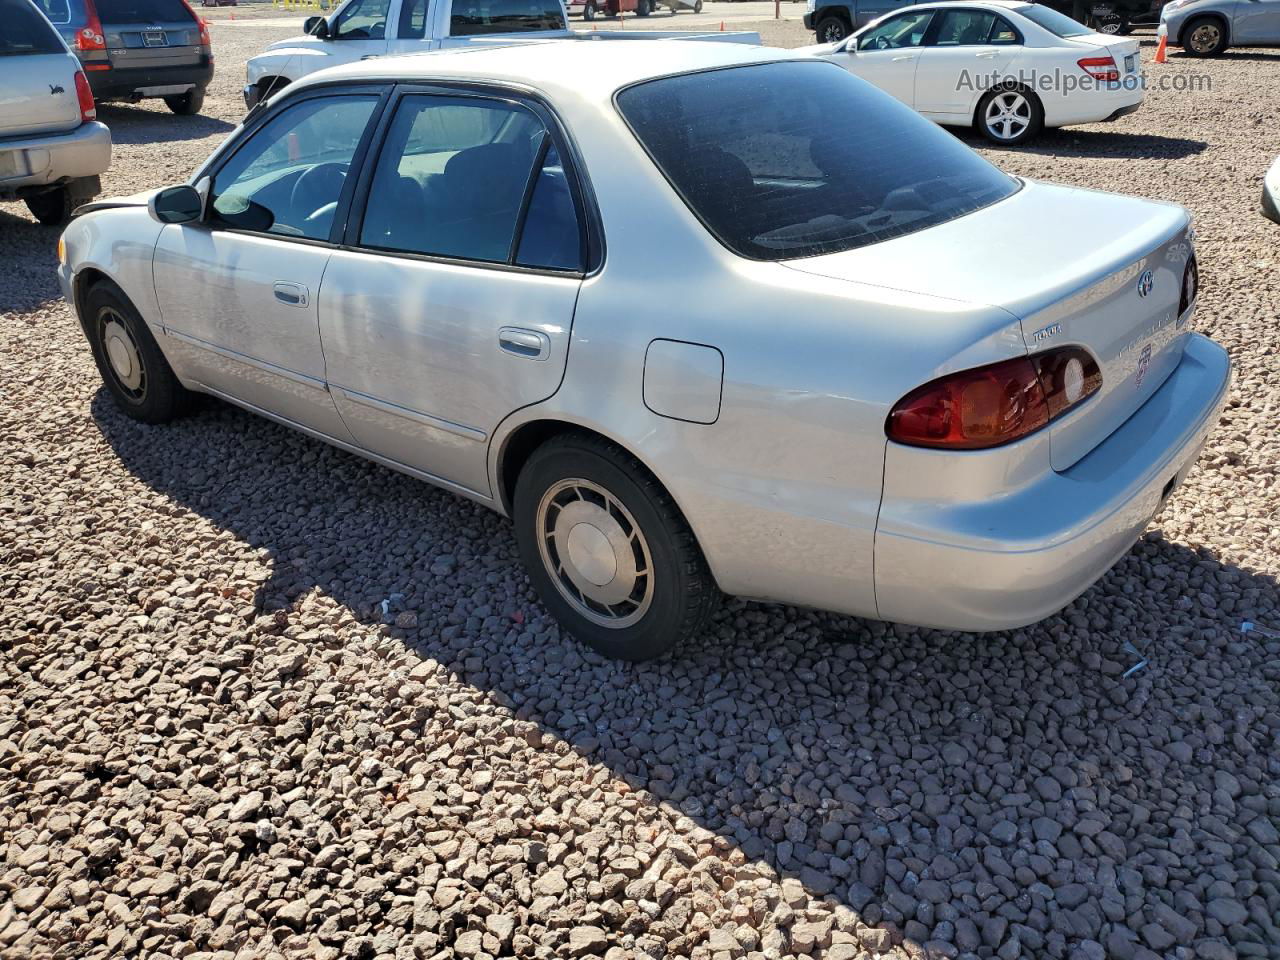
[244,0,758,109]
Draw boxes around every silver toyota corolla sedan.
[58,40,1230,660]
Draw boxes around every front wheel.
[976,87,1043,146]
[83,282,195,423]
[583,0,596,17]
[164,87,205,115]
[635,0,650,15]
[693,0,702,11]
[513,434,719,661]
[815,15,849,43]
[1183,16,1228,55]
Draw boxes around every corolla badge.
[1137,269,1155,298]
[1135,343,1153,387]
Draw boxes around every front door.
[153,90,382,437]
[913,8,1022,119]
[840,8,935,107]
[1233,0,1280,43]
[319,91,586,497]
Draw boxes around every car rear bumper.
[0,122,112,196]
[86,57,213,100]
[874,333,1231,632]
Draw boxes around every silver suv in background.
[31,0,214,114]
[1159,0,1280,55]
[0,0,111,224]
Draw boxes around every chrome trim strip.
[166,329,328,392]
[334,386,487,443]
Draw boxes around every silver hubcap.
[1098,19,1120,33]
[1189,23,1219,51]
[536,478,654,629]
[985,92,1031,141]
[102,310,144,395]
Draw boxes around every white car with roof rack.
[60,41,1226,660]
[800,0,1144,145]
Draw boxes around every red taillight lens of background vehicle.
[1180,255,1198,315]
[886,348,1102,450]
[74,71,96,123]
[76,0,107,52]
[1077,56,1120,82]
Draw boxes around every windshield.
[616,60,1019,261]
[1014,3,1092,36]
[0,0,66,54]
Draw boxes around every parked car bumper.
[0,122,112,197]
[802,12,815,28]
[874,333,1231,632]
[86,58,214,101]
[1046,79,1145,127]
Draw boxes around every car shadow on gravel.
[957,128,1208,161]
[0,209,67,314]
[97,104,237,145]
[90,389,1280,957]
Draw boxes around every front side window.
[360,95,552,263]
[617,61,1019,261]
[932,9,998,45]
[449,0,566,36]
[211,95,379,240]
[0,0,66,53]
[333,0,391,39]
[398,0,429,37]
[857,10,933,49]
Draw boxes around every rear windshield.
[1014,3,1092,36]
[450,0,566,35]
[94,0,196,22]
[0,0,66,54]
[616,60,1018,261]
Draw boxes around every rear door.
[0,0,82,139]
[94,0,204,75]
[836,8,934,106]
[913,8,1022,119]
[318,88,585,497]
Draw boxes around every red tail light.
[74,71,96,123]
[887,348,1102,450]
[76,0,107,52]
[180,0,213,45]
[1077,56,1120,82]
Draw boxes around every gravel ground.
[2,15,1280,960]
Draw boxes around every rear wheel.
[635,0,650,15]
[1183,16,1228,55]
[693,0,702,10]
[24,187,72,226]
[83,282,195,423]
[1092,12,1126,33]
[815,14,849,43]
[164,87,205,116]
[513,434,718,661]
[583,0,596,17]
[976,87,1043,146]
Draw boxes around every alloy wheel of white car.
[980,90,1040,145]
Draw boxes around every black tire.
[693,0,702,10]
[635,0,650,15]
[583,0,596,18]
[513,433,718,661]
[164,87,205,116]
[83,281,195,424]
[815,15,849,43]
[1182,15,1228,55]
[24,187,73,226]
[1093,13,1125,34]
[976,86,1044,146]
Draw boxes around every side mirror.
[149,184,203,224]
[1263,157,1280,225]
[304,15,329,37]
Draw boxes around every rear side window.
[398,0,429,37]
[93,0,195,21]
[932,9,999,45]
[359,95,582,266]
[450,0,565,35]
[32,0,71,25]
[617,61,1018,261]
[1014,3,1091,36]
[0,0,66,54]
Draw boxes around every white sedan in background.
[801,0,1144,144]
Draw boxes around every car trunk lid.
[781,179,1195,471]
[1072,33,1142,78]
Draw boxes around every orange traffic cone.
[719,18,724,30]
[1154,33,1168,63]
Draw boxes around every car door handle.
[892,54,914,60]
[273,282,308,307]
[975,51,997,58]
[498,327,550,361]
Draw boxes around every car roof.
[294,38,804,104]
